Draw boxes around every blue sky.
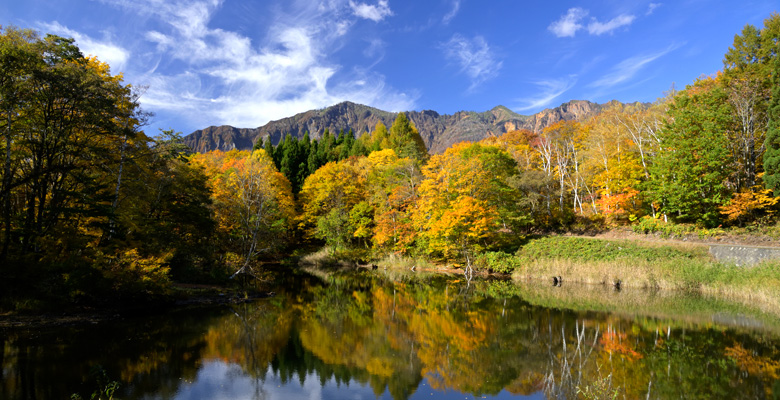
[3,0,777,135]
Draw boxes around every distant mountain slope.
[184,100,625,154]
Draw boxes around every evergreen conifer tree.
[261,136,274,159]
[319,129,334,163]
[307,140,320,175]
[389,113,428,161]
[339,129,355,159]
[272,134,286,170]
[350,135,367,157]
[280,134,300,190]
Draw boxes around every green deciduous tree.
[648,77,734,226]
[0,29,145,259]
[0,27,222,302]
[764,50,780,194]
[722,14,780,190]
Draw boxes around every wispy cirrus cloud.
[349,0,393,22]
[589,45,679,88]
[515,76,577,111]
[588,14,636,35]
[548,8,588,38]
[86,0,414,129]
[549,7,636,38]
[37,21,130,72]
[647,3,662,15]
[442,0,461,24]
[442,34,502,90]
[363,38,386,59]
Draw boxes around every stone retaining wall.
[709,245,780,266]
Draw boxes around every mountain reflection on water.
[2,270,780,399]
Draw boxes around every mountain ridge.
[183,100,632,154]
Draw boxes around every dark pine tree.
[318,129,334,164]
[307,139,320,175]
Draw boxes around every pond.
[2,269,780,399]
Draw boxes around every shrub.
[631,216,694,238]
[474,251,523,274]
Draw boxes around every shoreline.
[0,287,274,331]
[4,230,779,330]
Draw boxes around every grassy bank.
[497,236,780,314]
[296,237,780,314]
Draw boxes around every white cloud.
[443,0,461,24]
[331,67,417,112]
[37,21,130,73]
[91,0,414,129]
[349,0,393,22]
[515,77,577,111]
[587,14,636,35]
[548,8,588,38]
[647,3,662,15]
[550,8,636,38]
[442,34,502,90]
[589,45,677,88]
[145,31,174,51]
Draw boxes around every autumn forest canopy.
[1,12,780,307]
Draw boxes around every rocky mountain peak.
[183,100,618,154]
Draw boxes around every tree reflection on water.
[2,271,780,399]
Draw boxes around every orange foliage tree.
[719,184,778,224]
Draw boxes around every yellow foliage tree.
[192,149,294,273]
[298,156,369,249]
[414,142,521,273]
[586,105,647,220]
[365,149,421,253]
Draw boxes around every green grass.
[516,236,710,263]
[474,236,708,274]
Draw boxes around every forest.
[0,12,779,310]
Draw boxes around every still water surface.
[2,270,780,399]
